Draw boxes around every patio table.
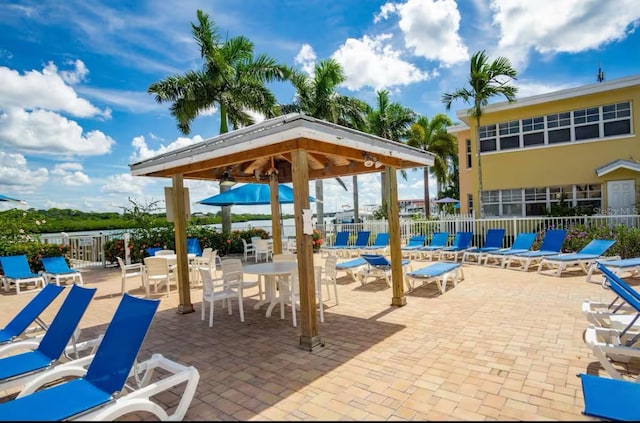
[244,261,298,318]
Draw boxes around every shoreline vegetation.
[0,208,292,235]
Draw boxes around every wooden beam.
[269,172,282,255]
[386,166,406,307]
[172,174,194,314]
[291,149,323,351]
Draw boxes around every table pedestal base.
[299,335,324,351]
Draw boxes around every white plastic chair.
[254,239,272,262]
[278,266,324,327]
[116,257,146,296]
[143,256,175,297]
[199,268,244,327]
[241,239,256,261]
[221,258,263,302]
[155,249,175,256]
[322,255,339,305]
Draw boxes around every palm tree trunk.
[475,116,484,218]
[315,179,324,226]
[219,106,232,233]
[423,166,430,218]
[380,170,387,206]
[352,175,359,223]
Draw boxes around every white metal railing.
[41,231,125,269]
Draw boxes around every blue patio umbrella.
[197,183,315,206]
[0,194,23,202]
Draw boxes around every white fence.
[38,214,639,269]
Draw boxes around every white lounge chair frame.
[404,264,464,294]
[586,259,640,284]
[583,324,640,381]
[15,352,199,421]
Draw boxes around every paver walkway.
[0,255,628,420]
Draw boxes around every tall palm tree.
[148,9,291,233]
[366,90,416,204]
[406,114,457,217]
[281,58,368,226]
[442,50,517,217]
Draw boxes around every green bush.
[536,223,640,258]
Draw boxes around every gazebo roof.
[129,113,434,182]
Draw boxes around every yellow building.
[449,74,640,218]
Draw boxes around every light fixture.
[363,152,375,168]
[219,170,237,187]
[374,160,383,169]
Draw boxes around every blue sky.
[1,0,640,215]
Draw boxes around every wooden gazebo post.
[386,166,406,307]
[269,172,283,255]
[172,174,194,314]
[291,149,322,351]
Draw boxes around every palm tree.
[406,114,458,217]
[281,58,368,226]
[442,50,517,217]
[366,90,416,204]
[148,9,291,233]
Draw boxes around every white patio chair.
[254,239,272,262]
[241,239,255,261]
[143,256,175,297]
[278,266,324,327]
[221,258,263,302]
[116,257,146,296]
[199,268,244,327]
[322,255,339,305]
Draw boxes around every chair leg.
[209,299,214,327]
[238,296,244,322]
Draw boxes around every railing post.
[512,217,518,238]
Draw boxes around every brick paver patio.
[0,255,622,420]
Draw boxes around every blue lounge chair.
[579,373,640,421]
[0,254,46,295]
[335,257,368,283]
[0,284,64,345]
[438,231,474,262]
[41,256,84,287]
[537,239,617,277]
[186,237,203,256]
[505,229,567,271]
[342,231,371,257]
[145,247,162,257]
[0,293,200,421]
[359,254,410,287]
[461,228,506,264]
[586,257,640,284]
[359,232,390,254]
[416,232,450,260]
[582,263,640,382]
[483,232,537,267]
[322,231,350,253]
[405,262,464,294]
[0,284,96,394]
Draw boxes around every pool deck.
[0,254,629,421]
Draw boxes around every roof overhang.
[596,159,640,177]
[456,74,640,124]
[130,113,435,184]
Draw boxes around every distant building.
[448,74,640,217]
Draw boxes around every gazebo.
[130,113,434,350]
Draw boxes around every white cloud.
[100,173,155,196]
[515,80,578,99]
[58,59,89,85]
[51,162,91,186]
[333,34,431,91]
[0,62,109,118]
[0,152,48,192]
[130,134,204,162]
[294,43,317,75]
[491,0,640,70]
[394,0,469,67]
[0,107,115,156]
[374,2,399,23]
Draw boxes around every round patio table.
[244,261,298,317]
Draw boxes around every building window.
[465,139,472,168]
[522,116,545,147]
[524,187,547,216]
[575,184,602,213]
[547,112,571,144]
[501,189,523,216]
[481,190,500,216]
[467,193,473,214]
[603,102,631,137]
[479,124,497,152]
[498,120,520,150]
